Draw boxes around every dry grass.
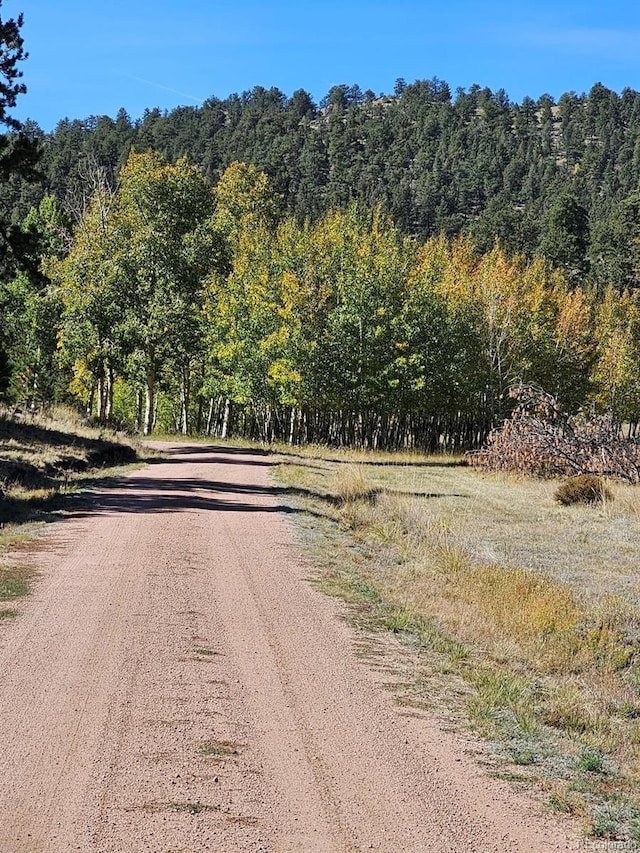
[0,405,141,531]
[333,464,378,504]
[273,445,640,842]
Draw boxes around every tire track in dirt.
[0,444,575,852]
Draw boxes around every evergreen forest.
[4,74,640,448]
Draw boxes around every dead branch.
[468,383,640,483]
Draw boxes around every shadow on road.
[64,444,323,519]
[67,478,310,517]
[56,444,464,522]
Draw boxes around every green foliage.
[33,158,640,446]
[538,194,590,280]
[56,150,222,433]
[590,807,620,839]
[6,77,640,279]
[1,196,71,407]
[575,747,606,773]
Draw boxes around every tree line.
[4,151,640,450]
[5,78,640,292]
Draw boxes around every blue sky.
[7,0,640,131]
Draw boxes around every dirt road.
[0,444,574,852]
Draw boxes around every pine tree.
[0,3,41,399]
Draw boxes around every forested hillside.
[6,79,640,288]
[3,78,640,447]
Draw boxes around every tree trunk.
[196,395,204,434]
[105,365,114,422]
[221,398,231,439]
[180,365,190,435]
[86,386,95,421]
[144,368,155,436]
[96,374,105,423]
[135,387,143,433]
[288,407,297,445]
[205,397,215,436]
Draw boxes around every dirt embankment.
[0,415,138,491]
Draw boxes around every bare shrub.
[468,384,640,484]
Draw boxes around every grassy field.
[273,446,640,844]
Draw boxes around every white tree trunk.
[143,368,155,436]
[221,398,231,439]
[180,366,190,435]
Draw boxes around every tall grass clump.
[555,475,613,506]
[333,465,378,505]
